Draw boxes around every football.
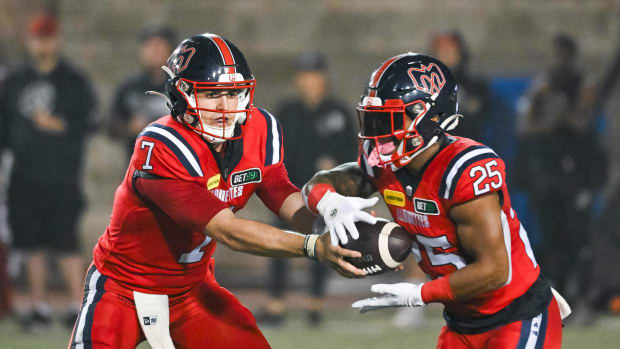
[340,220,412,275]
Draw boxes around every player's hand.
[316,191,379,246]
[352,283,425,313]
[315,232,366,279]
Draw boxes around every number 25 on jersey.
[470,160,502,195]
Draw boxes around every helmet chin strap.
[391,113,462,170]
[199,110,238,144]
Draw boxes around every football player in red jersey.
[68,33,365,349]
[303,53,571,348]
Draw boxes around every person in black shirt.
[0,13,97,330]
[108,24,176,159]
[256,53,357,326]
[431,32,492,142]
[515,34,608,304]
[0,60,11,321]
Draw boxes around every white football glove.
[352,283,425,313]
[316,191,378,246]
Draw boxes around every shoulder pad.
[255,108,283,166]
[439,144,501,201]
[138,124,204,178]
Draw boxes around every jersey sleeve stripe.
[258,108,282,166]
[140,125,204,177]
[440,146,497,199]
[277,118,284,163]
[500,211,513,286]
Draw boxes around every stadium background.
[0,0,619,347]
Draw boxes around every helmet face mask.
[174,75,255,142]
[162,33,257,143]
[357,53,461,168]
[358,98,430,168]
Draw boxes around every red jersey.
[359,136,540,316]
[93,108,297,296]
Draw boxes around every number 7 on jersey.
[141,140,155,170]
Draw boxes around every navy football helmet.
[357,53,461,168]
[158,33,256,142]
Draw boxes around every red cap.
[29,14,59,38]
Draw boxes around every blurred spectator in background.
[257,52,357,327]
[430,31,491,142]
[0,13,97,330]
[515,33,607,304]
[572,41,620,321]
[0,52,12,320]
[108,24,175,159]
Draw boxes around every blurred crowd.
[0,10,618,333]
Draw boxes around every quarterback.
[304,53,570,348]
[68,33,364,349]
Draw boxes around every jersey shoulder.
[133,115,205,180]
[435,137,505,204]
[245,107,283,167]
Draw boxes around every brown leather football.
[341,220,412,275]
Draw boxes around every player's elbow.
[208,227,247,252]
[483,258,510,291]
[221,234,247,252]
[492,267,509,291]
[205,209,247,251]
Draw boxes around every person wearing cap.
[108,24,176,159]
[0,13,98,330]
[256,52,357,326]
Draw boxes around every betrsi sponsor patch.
[413,198,440,215]
[230,168,262,186]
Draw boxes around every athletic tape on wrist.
[303,234,319,260]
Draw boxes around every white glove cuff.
[316,190,340,217]
[408,283,426,307]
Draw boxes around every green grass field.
[1,305,619,348]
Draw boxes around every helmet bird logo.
[407,63,446,95]
[171,45,196,74]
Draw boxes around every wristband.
[303,234,319,260]
[306,183,335,215]
[421,275,456,303]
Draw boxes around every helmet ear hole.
[182,114,199,127]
